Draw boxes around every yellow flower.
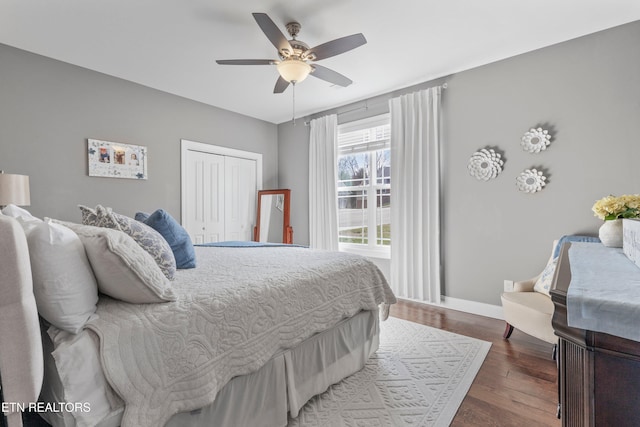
[592,194,640,220]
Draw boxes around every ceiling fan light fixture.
[276,59,311,83]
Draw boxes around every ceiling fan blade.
[310,64,353,87]
[252,13,292,55]
[273,76,290,94]
[305,33,367,61]
[216,59,275,65]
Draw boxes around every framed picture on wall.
[87,138,148,179]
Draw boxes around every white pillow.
[28,220,99,333]
[60,222,176,303]
[2,204,42,235]
[533,257,558,297]
[2,203,35,219]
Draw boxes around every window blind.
[337,114,390,155]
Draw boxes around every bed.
[0,211,396,427]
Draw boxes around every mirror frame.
[253,189,293,244]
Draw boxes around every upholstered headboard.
[0,215,43,427]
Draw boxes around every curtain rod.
[303,83,447,126]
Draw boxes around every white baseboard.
[401,296,504,320]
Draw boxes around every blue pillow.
[137,209,196,269]
[134,212,150,222]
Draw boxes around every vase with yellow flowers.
[592,194,640,247]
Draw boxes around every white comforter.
[86,246,396,427]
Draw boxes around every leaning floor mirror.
[253,189,293,244]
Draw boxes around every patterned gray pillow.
[79,204,101,226]
[79,204,115,227]
[80,205,177,280]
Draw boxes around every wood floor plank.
[453,396,553,427]
[468,382,558,418]
[390,299,561,426]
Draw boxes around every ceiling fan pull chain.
[292,82,296,126]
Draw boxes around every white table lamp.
[0,171,30,208]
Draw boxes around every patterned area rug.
[289,317,491,427]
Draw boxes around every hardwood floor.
[390,299,561,427]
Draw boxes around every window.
[337,114,391,258]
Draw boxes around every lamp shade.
[0,172,30,206]
[276,59,311,83]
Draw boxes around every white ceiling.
[1,1,639,124]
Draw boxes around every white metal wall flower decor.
[467,148,504,181]
[521,127,551,153]
[516,168,546,193]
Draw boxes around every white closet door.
[183,150,225,244]
[224,156,257,241]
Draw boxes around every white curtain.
[389,87,442,303]
[309,114,339,250]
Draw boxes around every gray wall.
[278,21,640,306]
[278,121,310,246]
[0,44,278,223]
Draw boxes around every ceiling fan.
[216,13,367,94]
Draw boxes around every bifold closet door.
[224,156,257,241]
[183,150,225,244]
[183,150,257,244]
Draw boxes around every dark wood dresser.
[551,243,640,426]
